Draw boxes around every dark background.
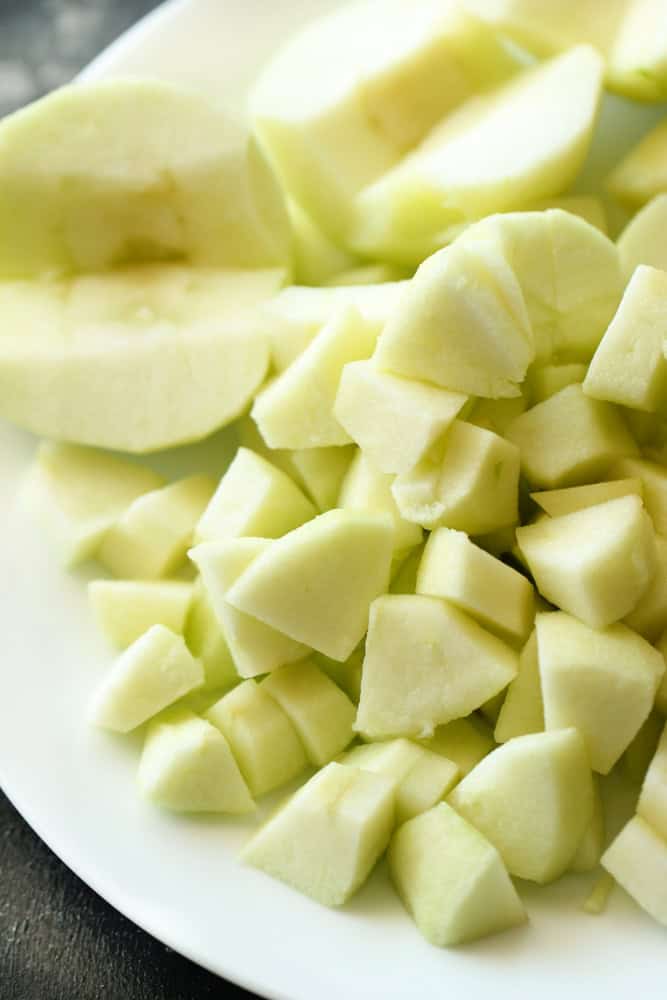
[0,2,255,997]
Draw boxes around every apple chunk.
[494,631,545,743]
[602,816,667,926]
[338,451,423,559]
[389,802,526,947]
[637,720,667,840]
[242,762,395,907]
[618,195,667,278]
[88,580,194,649]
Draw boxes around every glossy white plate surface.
[1,2,666,997]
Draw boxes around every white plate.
[1,3,666,998]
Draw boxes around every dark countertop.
[0,2,256,996]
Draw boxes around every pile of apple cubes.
[3,0,667,951]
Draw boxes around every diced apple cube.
[392,421,520,534]
[506,384,637,489]
[338,451,422,558]
[389,544,424,596]
[313,645,364,704]
[494,631,545,743]
[286,446,355,512]
[88,579,194,649]
[610,456,667,535]
[356,594,518,739]
[448,728,594,883]
[98,475,215,580]
[89,625,204,733]
[242,762,395,907]
[531,478,643,517]
[334,360,467,475]
[184,579,238,692]
[205,680,307,797]
[341,739,459,823]
[637,720,667,840]
[252,307,378,449]
[225,509,394,661]
[190,538,309,678]
[467,396,527,437]
[602,815,667,926]
[536,611,665,773]
[527,363,588,404]
[607,118,667,209]
[261,660,356,766]
[618,195,667,278]
[196,448,316,543]
[289,199,356,286]
[624,535,667,641]
[23,441,164,567]
[416,528,534,644]
[389,802,526,947]
[137,708,254,813]
[517,496,656,627]
[418,717,496,776]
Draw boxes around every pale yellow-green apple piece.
[584,266,667,412]
[637,719,667,838]
[286,447,356,512]
[528,195,608,233]
[602,815,667,925]
[261,660,356,766]
[0,79,290,275]
[417,528,534,644]
[392,420,520,534]
[467,396,526,437]
[479,691,506,727]
[618,195,667,278]
[190,538,309,678]
[266,281,408,371]
[610,457,667,535]
[0,266,281,452]
[517,496,656,627]
[656,630,667,713]
[88,580,194,649]
[184,579,238,692]
[313,646,364,704]
[531,478,643,518]
[205,680,307,798]
[571,776,605,873]
[449,728,594,883]
[418,717,496,776]
[338,451,422,558]
[195,447,315,543]
[625,534,667,641]
[88,625,204,733]
[494,631,545,743]
[526,364,588,405]
[506,384,638,489]
[623,710,664,783]
[536,610,665,773]
[390,545,424,596]
[225,509,394,661]
[242,761,395,907]
[353,48,603,265]
[334,360,467,475]
[356,594,518,739]
[327,264,408,286]
[252,307,378,449]
[608,118,667,208]
[462,209,623,363]
[138,708,254,814]
[251,0,519,241]
[288,200,356,286]
[374,239,533,398]
[606,0,667,100]
[341,739,459,824]
[389,801,526,947]
[98,476,215,580]
[474,525,517,559]
[22,441,164,567]
[583,873,615,916]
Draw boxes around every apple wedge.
[602,815,667,926]
[618,195,667,277]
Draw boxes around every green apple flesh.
[570,776,605,873]
[602,815,667,926]
[608,118,667,208]
[618,195,667,278]
[183,579,239,692]
[338,451,423,559]
[418,717,496,776]
[531,478,643,518]
[494,632,545,743]
[637,720,667,839]
[88,580,194,649]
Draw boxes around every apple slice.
[251,0,519,241]
[517,496,656,628]
[416,528,534,644]
[334,360,468,475]
[22,441,164,567]
[0,265,282,452]
[138,708,254,814]
[536,611,665,773]
[195,448,316,543]
[225,510,394,661]
[389,802,526,947]
[242,762,395,907]
[261,660,356,766]
[338,451,423,559]
[356,594,518,739]
[494,632,545,743]
[637,720,667,839]
[618,195,667,278]
[606,0,667,100]
[341,739,459,824]
[89,625,204,733]
[205,681,308,797]
[602,815,667,926]
[352,47,603,265]
[448,728,594,883]
[418,717,496,776]
[607,118,667,208]
[98,475,215,580]
[88,580,194,649]
[0,79,290,275]
[184,579,238,693]
[531,478,643,518]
